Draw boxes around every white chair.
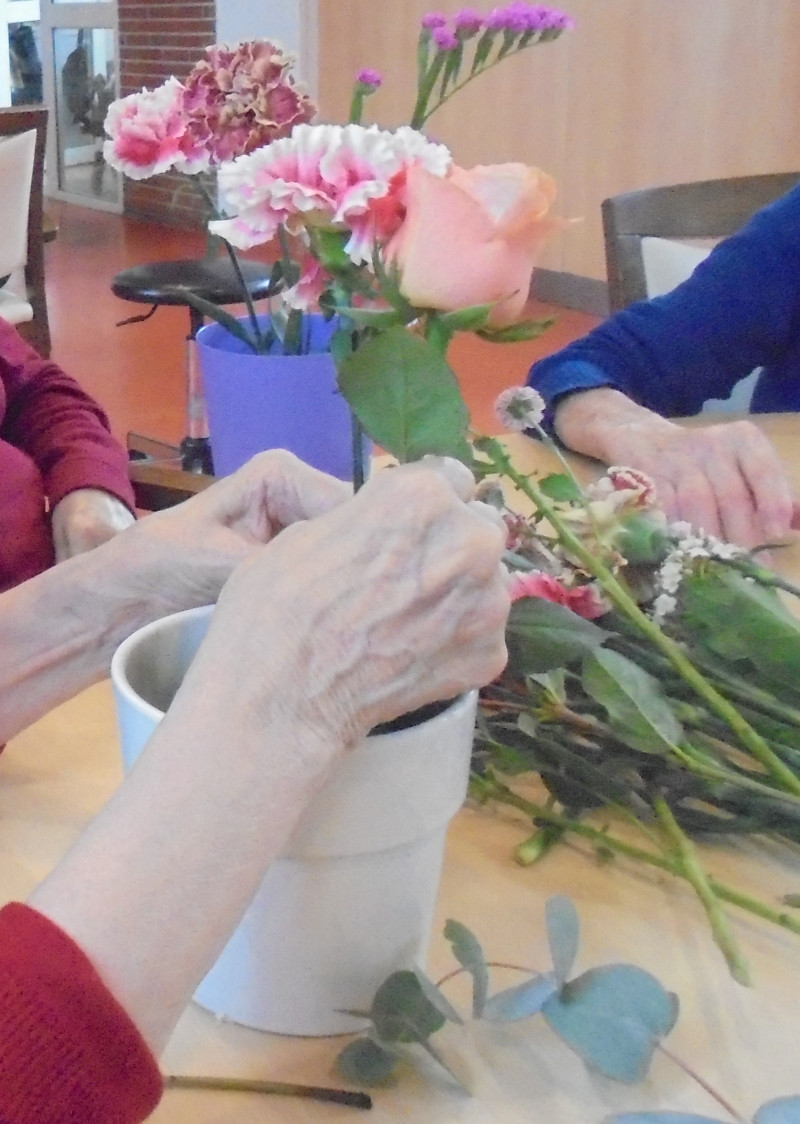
[0,106,51,355]
[601,173,800,414]
[0,128,37,326]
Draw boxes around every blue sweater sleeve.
[528,182,800,419]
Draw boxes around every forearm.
[0,532,166,742]
[553,386,678,462]
[29,638,342,1054]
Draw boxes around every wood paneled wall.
[317,0,800,282]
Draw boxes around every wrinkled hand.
[601,416,796,548]
[117,450,353,616]
[194,457,510,749]
[51,488,136,562]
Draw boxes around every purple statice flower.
[484,3,575,34]
[421,12,449,30]
[431,25,460,50]
[453,8,484,36]
[356,67,383,88]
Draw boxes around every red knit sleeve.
[0,318,135,511]
[0,902,163,1124]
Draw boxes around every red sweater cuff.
[0,902,163,1124]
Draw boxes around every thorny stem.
[653,797,750,986]
[477,437,800,797]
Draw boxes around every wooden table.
[4,414,800,1122]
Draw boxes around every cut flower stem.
[477,436,800,798]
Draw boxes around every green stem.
[470,773,800,940]
[479,436,800,796]
[414,36,549,128]
[653,797,750,986]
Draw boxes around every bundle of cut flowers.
[106,6,574,483]
[471,387,800,986]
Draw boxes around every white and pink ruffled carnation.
[103,78,209,179]
[210,123,451,263]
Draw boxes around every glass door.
[0,0,42,108]
[39,0,119,210]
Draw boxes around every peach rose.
[388,161,562,327]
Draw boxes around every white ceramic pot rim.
[110,603,214,723]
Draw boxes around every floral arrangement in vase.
[105,5,574,484]
[206,6,573,481]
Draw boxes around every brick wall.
[117,1,216,227]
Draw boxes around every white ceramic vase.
[110,604,477,1036]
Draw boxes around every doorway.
[39,0,119,210]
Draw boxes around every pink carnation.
[181,39,317,165]
[509,570,607,619]
[606,466,658,506]
[103,78,207,179]
[210,123,451,263]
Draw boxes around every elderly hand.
[188,456,510,749]
[555,388,797,549]
[51,488,136,561]
[117,450,353,617]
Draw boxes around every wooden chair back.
[602,172,800,312]
[0,106,50,355]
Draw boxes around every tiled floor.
[44,201,601,449]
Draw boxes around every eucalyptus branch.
[656,1044,747,1123]
[477,436,800,797]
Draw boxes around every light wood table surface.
[4,414,800,1123]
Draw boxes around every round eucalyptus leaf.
[482,972,558,1022]
[413,967,464,1025]
[543,964,678,1083]
[369,970,446,1043]
[545,894,581,987]
[335,1037,398,1087]
[443,919,489,1017]
[755,1097,800,1124]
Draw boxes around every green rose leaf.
[506,597,610,674]
[443,918,489,1018]
[543,963,679,1083]
[482,973,558,1022]
[582,648,684,755]
[337,325,471,463]
[546,894,581,987]
[538,473,584,502]
[335,1037,398,1087]
[682,566,800,689]
[755,1098,800,1124]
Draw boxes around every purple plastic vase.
[197,314,360,480]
